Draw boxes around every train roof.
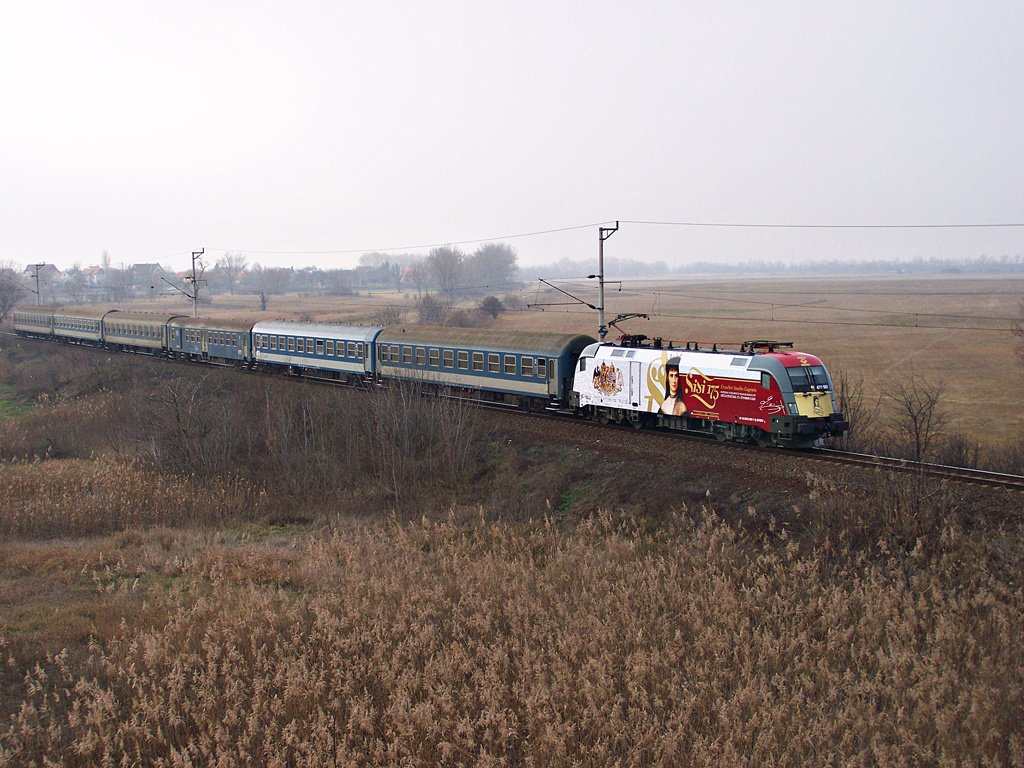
[103,311,183,324]
[51,306,118,320]
[168,316,253,332]
[252,320,384,343]
[377,326,597,356]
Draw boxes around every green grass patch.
[0,385,32,420]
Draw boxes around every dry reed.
[2,512,1020,767]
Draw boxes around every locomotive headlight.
[788,403,799,415]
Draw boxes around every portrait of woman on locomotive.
[660,357,687,416]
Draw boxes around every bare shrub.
[986,435,1024,474]
[364,379,488,513]
[831,369,882,452]
[373,304,404,325]
[935,427,984,469]
[414,292,451,325]
[884,371,950,462]
[445,308,480,328]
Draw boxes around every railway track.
[798,448,1024,491]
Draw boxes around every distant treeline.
[521,253,1024,280]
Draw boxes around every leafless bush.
[373,304,404,325]
[414,292,451,325]
[884,371,950,462]
[934,427,984,469]
[831,369,882,452]
[364,379,488,513]
[445,308,481,327]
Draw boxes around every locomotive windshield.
[786,365,830,392]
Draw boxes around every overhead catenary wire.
[207,218,1024,257]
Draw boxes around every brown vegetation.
[2,512,1021,766]
[1,286,1023,765]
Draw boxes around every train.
[12,306,847,447]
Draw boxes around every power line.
[209,222,611,256]
[620,219,1024,230]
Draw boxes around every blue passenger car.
[167,317,253,364]
[251,321,385,381]
[374,326,596,408]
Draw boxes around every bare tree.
[105,263,134,303]
[466,243,518,288]
[216,252,248,295]
[322,269,354,296]
[428,246,465,298]
[245,264,291,311]
[0,261,27,323]
[406,259,432,298]
[415,293,451,325]
[64,264,87,305]
[885,371,950,463]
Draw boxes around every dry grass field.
[1,274,1022,765]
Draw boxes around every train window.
[306,339,314,353]
[787,365,829,392]
[504,355,516,375]
[473,352,484,371]
[316,340,324,355]
[402,347,412,364]
[522,357,534,377]
[537,358,547,378]
[299,338,307,353]
[458,351,469,370]
[488,354,500,373]
[548,359,556,379]
[429,348,439,366]
[415,348,426,365]
[287,337,295,352]
[761,373,772,389]
[444,350,454,368]
[268,336,276,350]
[357,343,364,359]
[347,342,356,357]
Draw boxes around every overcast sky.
[2,1,1023,273]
